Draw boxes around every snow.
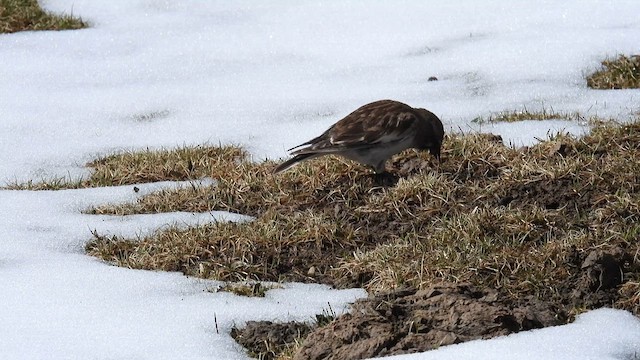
[482,119,591,147]
[0,182,366,359]
[1,1,639,359]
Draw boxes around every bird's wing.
[326,102,419,147]
[289,100,419,155]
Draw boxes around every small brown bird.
[274,100,444,174]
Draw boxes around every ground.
[3,2,640,359]
[83,121,640,359]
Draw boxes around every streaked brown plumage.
[274,100,444,174]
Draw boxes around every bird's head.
[415,108,444,160]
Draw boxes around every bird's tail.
[273,153,316,173]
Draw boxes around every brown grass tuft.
[587,55,640,89]
[212,282,282,297]
[4,145,247,190]
[87,145,247,185]
[472,107,582,124]
[0,0,86,33]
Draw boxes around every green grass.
[0,0,87,33]
[587,55,640,89]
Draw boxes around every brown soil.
[231,321,313,360]
[294,283,560,360]
[233,244,631,360]
[568,246,633,309]
[497,176,589,211]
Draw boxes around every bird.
[273,100,444,174]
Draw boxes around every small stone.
[307,266,316,276]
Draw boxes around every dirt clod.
[497,177,590,212]
[571,247,633,309]
[293,283,562,360]
[231,321,313,360]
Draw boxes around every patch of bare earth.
[231,243,631,360]
[294,283,561,360]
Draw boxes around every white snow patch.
[479,119,591,147]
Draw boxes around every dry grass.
[587,55,640,89]
[86,152,368,217]
[85,119,640,316]
[212,282,282,297]
[473,107,567,123]
[231,322,311,360]
[471,107,594,124]
[0,0,86,33]
[87,207,362,283]
[87,145,247,185]
[5,145,247,190]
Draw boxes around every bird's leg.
[370,171,399,187]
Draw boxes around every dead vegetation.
[472,107,585,124]
[4,145,246,190]
[587,55,640,89]
[0,0,86,33]
[82,118,640,359]
[231,321,312,360]
[212,281,281,297]
[84,119,640,319]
